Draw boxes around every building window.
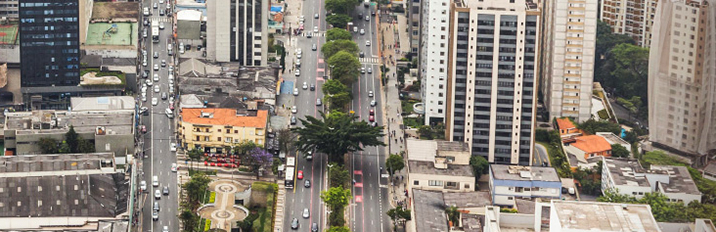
[218,129,222,132]
[428,180,443,186]
[515,187,523,193]
[218,137,222,142]
[414,180,419,185]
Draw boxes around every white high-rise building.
[599,0,659,47]
[445,0,540,165]
[541,0,598,122]
[648,0,716,157]
[419,0,452,125]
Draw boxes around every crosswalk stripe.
[359,57,380,64]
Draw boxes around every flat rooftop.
[490,165,561,182]
[0,22,19,45]
[85,22,138,46]
[71,96,135,111]
[409,160,473,177]
[406,139,438,162]
[0,153,115,176]
[91,2,140,20]
[443,191,491,209]
[651,165,701,195]
[413,189,449,232]
[6,110,134,135]
[603,158,651,187]
[550,201,661,232]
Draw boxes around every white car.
[366,40,371,46]
[155,189,161,199]
[152,98,158,106]
[171,163,177,172]
[360,29,365,35]
[302,82,308,90]
[291,106,297,114]
[314,26,319,33]
[295,69,300,76]
[145,79,153,86]
[162,226,169,232]
[140,181,147,191]
[154,64,159,71]
[142,96,147,102]
[302,208,310,218]
[154,85,160,93]
[170,143,177,152]
[368,67,373,74]
[370,100,377,107]
[159,22,165,30]
[159,0,164,4]
[153,74,159,82]
[152,211,159,221]
[368,91,374,97]
[293,88,299,96]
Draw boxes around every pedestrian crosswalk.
[150,17,172,23]
[300,32,326,37]
[359,57,380,64]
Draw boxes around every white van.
[165,108,174,118]
[152,176,159,187]
[143,7,150,16]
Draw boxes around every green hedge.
[597,109,609,119]
[251,182,278,232]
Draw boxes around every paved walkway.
[198,180,249,230]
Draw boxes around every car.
[154,64,159,71]
[162,226,169,232]
[170,143,177,151]
[366,40,371,46]
[144,19,150,26]
[141,125,147,133]
[154,189,161,199]
[143,29,148,38]
[568,187,576,195]
[154,52,159,58]
[371,121,378,127]
[359,51,365,58]
[367,68,372,74]
[314,13,319,19]
[159,22,165,30]
[152,98,158,106]
[354,26,358,33]
[142,70,149,78]
[302,82,308,89]
[296,59,301,67]
[297,53,302,59]
[310,84,315,91]
[168,65,174,72]
[361,67,365,74]
[366,15,370,21]
[159,9,165,16]
[312,43,317,51]
[159,0,164,3]
[140,106,149,114]
[297,170,304,179]
[299,15,305,22]
[370,100,377,107]
[369,115,375,122]
[171,163,177,172]
[163,186,170,195]
[154,85,160,93]
[316,98,322,106]
[152,211,159,221]
[369,109,375,115]
[306,32,312,38]
[140,181,147,191]
[302,208,310,218]
[142,86,148,93]
[360,28,365,35]
[296,48,302,56]
[145,79,153,86]
[161,60,166,67]
[311,222,318,232]
[293,88,299,96]
[153,2,158,9]
[142,96,147,102]
[295,69,300,76]
[162,92,168,100]
[291,106,297,114]
[305,180,311,188]
[291,218,299,229]
[313,26,318,33]
[143,60,147,67]
[290,116,297,125]
[372,11,376,16]
[153,74,159,82]
[153,176,159,186]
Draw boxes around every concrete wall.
[83,47,138,58]
[206,0,231,62]
[95,134,134,156]
[0,46,20,64]
[409,173,474,192]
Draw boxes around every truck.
[151,23,160,43]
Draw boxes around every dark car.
[305,180,311,188]
[163,186,169,195]
[310,84,315,91]
[311,223,318,232]
[142,70,149,78]
[161,92,168,100]
[291,218,299,229]
[359,51,365,58]
[290,116,297,125]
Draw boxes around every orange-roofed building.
[178,108,268,153]
[565,135,612,163]
[555,118,582,143]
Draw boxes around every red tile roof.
[181,108,268,128]
[572,135,612,153]
[556,118,576,130]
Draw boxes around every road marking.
[354,170,363,175]
[355,182,363,188]
[355,195,363,202]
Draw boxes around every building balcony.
[192,130,213,135]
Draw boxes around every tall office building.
[445,0,539,165]
[19,0,84,87]
[648,0,715,156]
[407,0,421,58]
[541,0,598,123]
[206,0,268,66]
[0,0,18,18]
[419,0,451,125]
[599,0,659,47]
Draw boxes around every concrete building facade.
[599,0,659,47]
[647,0,715,157]
[541,0,597,122]
[419,0,451,125]
[178,108,268,153]
[0,0,18,18]
[206,0,268,65]
[406,139,475,192]
[489,164,562,206]
[445,0,539,165]
[407,0,421,57]
[601,157,702,203]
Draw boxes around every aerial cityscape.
[0,0,714,231]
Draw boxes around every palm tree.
[445,205,460,227]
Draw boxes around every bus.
[286,156,296,167]
[285,166,295,189]
[151,24,159,43]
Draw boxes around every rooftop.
[91,2,140,20]
[0,22,19,45]
[180,94,205,109]
[571,135,612,153]
[490,165,561,182]
[602,157,650,187]
[436,140,470,152]
[550,201,661,232]
[442,191,491,209]
[178,9,203,21]
[555,118,576,130]
[181,108,268,128]
[703,162,716,175]
[413,189,449,232]
[651,165,701,195]
[0,153,116,175]
[5,110,134,135]
[596,132,631,147]
[406,139,438,162]
[461,213,483,232]
[178,58,221,77]
[409,160,473,177]
[71,96,135,111]
[85,22,138,46]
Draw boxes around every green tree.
[38,137,59,154]
[326,28,352,41]
[328,210,346,227]
[244,148,273,179]
[386,154,405,175]
[188,147,203,163]
[325,0,359,14]
[327,51,361,85]
[327,226,351,232]
[292,112,385,164]
[611,144,630,158]
[77,137,95,153]
[469,155,489,180]
[417,125,433,139]
[321,186,352,210]
[609,44,649,102]
[577,119,622,135]
[329,164,352,188]
[325,92,353,110]
[595,20,636,65]
[322,79,350,95]
[322,40,359,60]
[65,126,79,153]
[445,206,460,226]
[183,172,212,207]
[326,14,353,28]
[233,140,259,159]
[277,128,296,154]
[59,141,71,153]
[180,209,199,232]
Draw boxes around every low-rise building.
[0,152,129,230]
[3,96,135,156]
[544,200,661,232]
[555,118,581,143]
[178,108,268,153]
[601,157,702,203]
[411,189,449,232]
[406,139,475,192]
[702,163,716,181]
[489,165,562,206]
[564,135,613,165]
